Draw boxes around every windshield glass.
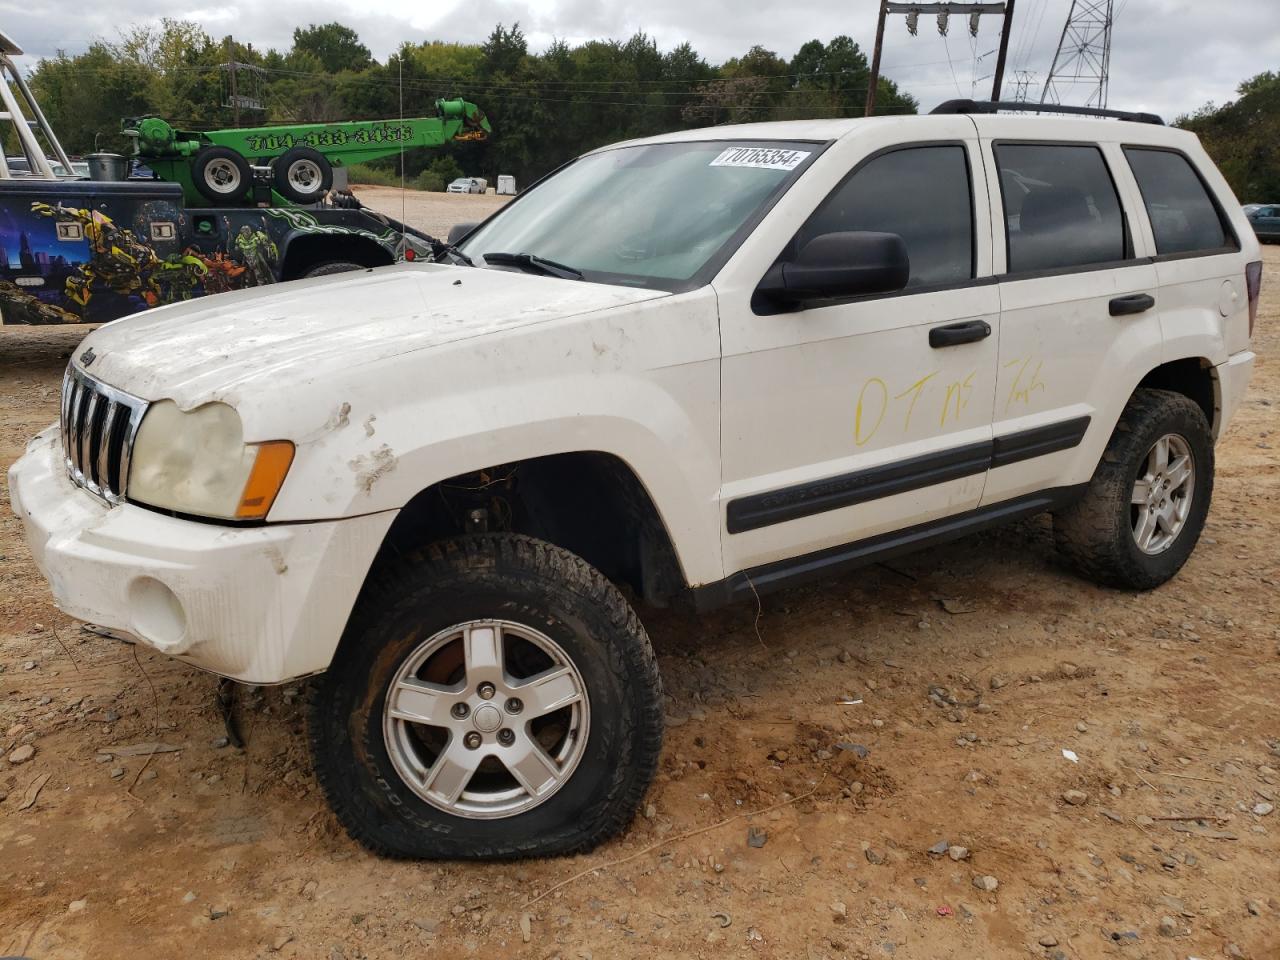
[459,140,820,290]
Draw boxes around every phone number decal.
[244,125,416,153]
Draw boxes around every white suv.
[9,101,1261,860]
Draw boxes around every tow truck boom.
[125,99,492,206]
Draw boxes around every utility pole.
[865,1,888,117]
[990,0,1016,101]
[866,3,1012,116]
[226,36,240,126]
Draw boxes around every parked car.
[10,102,1260,861]
[5,155,84,177]
[447,177,486,194]
[1246,203,1280,241]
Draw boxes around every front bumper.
[8,427,396,683]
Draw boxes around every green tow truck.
[125,99,492,207]
[0,26,491,326]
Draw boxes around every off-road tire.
[301,261,366,279]
[191,146,252,203]
[309,534,664,860]
[1053,388,1213,590]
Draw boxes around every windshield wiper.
[481,251,584,281]
[428,237,475,267]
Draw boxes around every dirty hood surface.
[81,263,667,406]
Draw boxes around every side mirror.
[447,221,479,245]
[758,231,910,305]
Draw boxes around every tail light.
[1246,260,1262,337]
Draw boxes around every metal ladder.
[0,27,74,180]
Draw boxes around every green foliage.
[26,19,922,187]
[344,162,402,187]
[415,170,444,191]
[292,23,372,74]
[1179,72,1280,201]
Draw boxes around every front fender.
[265,290,725,587]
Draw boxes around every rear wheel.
[1054,389,1213,589]
[274,147,333,204]
[309,534,664,859]
[192,146,251,203]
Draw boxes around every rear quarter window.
[1123,147,1237,256]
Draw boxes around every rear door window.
[795,145,975,289]
[994,143,1128,274]
[1123,148,1235,255]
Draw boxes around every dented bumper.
[8,427,395,683]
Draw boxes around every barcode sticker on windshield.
[710,147,811,171]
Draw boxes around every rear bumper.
[1217,350,1255,436]
[8,427,395,683]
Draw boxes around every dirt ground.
[1,243,1278,960]
[350,185,509,238]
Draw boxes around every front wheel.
[309,534,664,859]
[1054,388,1214,589]
[301,261,365,279]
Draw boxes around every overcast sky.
[6,0,1278,120]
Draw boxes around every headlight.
[128,400,294,520]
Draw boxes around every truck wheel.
[301,261,365,278]
[192,146,252,202]
[1053,389,1213,590]
[309,534,664,860]
[274,147,333,204]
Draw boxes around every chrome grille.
[60,365,148,504]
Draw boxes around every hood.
[80,263,666,408]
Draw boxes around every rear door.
[977,128,1161,506]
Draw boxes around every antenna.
[398,54,407,258]
[1039,0,1115,109]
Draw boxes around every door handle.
[929,320,992,348]
[1109,293,1156,316]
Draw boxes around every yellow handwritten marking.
[894,372,938,434]
[1004,356,1046,411]
[940,369,978,426]
[854,377,888,446]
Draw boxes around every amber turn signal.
[236,441,295,519]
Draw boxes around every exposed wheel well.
[367,452,687,607]
[280,235,393,280]
[1137,357,1218,435]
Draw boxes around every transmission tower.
[1011,70,1037,102]
[1039,0,1114,109]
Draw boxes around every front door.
[717,130,1000,577]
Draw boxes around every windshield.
[459,140,821,290]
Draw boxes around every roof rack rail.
[930,99,1164,126]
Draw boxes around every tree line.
[27,20,919,188]
[1179,72,1280,202]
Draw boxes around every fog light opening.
[127,576,188,651]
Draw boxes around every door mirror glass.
[758,231,909,305]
